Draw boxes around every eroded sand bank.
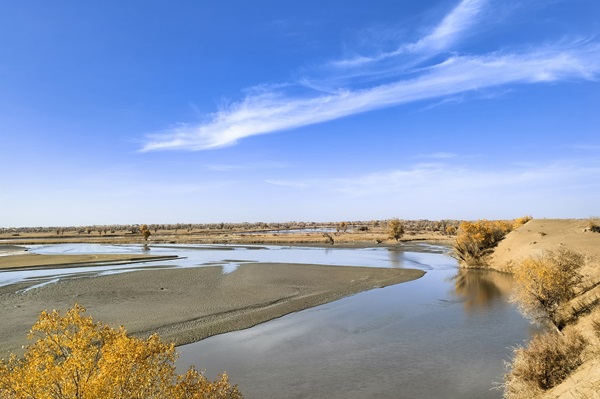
[0,262,425,357]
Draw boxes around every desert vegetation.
[0,305,241,399]
[387,218,405,241]
[0,219,462,246]
[452,217,531,267]
[504,328,587,398]
[140,224,152,241]
[588,219,600,233]
[503,246,600,398]
[512,249,584,331]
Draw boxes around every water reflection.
[451,269,515,313]
[178,257,534,399]
[386,249,402,268]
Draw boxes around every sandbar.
[0,253,179,270]
[0,262,425,357]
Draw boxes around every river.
[4,243,535,398]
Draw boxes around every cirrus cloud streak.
[141,43,600,152]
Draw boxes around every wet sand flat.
[0,262,425,358]
[0,253,179,270]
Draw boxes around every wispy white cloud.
[411,0,485,52]
[141,43,600,152]
[264,161,600,198]
[416,152,459,159]
[141,0,600,152]
[264,179,310,189]
[332,0,486,68]
[206,161,288,172]
[572,144,600,151]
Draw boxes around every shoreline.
[0,261,425,358]
[0,253,180,271]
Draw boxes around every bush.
[140,223,152,241]
[452,219,513,266]
[388,219,404,241]
[504,329,587,398]
[512,249,584,330]
[0,305,242,399]
[512,216,533,229]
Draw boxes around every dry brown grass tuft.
[588,218,600,233]
[504,329,587,398]
[513,216,533,229]
[593,317,600,338]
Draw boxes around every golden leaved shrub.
[512,248,584,330]
[0,305,242,399]
[452,219,514,266]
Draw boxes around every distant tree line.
[0,219,462,235]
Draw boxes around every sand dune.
[488,219,600,398]
[488,219,600,275]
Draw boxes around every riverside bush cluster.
[512,248,584,330]
[0,305,242,399]
[452,218,528,266]
[505,248,592,398]
[504,328,587,398]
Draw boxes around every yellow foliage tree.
[0,305,242,399]
[388,219,404,241]
[512,249,584,330]
[140,224,152,241]
[452,219,518,267]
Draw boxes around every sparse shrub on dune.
[512,248,584,331]
[512,216,532,229]
[588,219,600,233]
[503,328,587,399]
[594,321,600,339]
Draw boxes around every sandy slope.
[488,219,600,274]
[0,262,424,358]
[488,219,600,398]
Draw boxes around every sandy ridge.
[487,219,600,398]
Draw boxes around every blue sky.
[1,0,599,227]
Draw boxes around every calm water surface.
[166,246,535,399]
[2,243,536,397]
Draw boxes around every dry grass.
[504,328,587,398]
[593,317,600,338]
[588,218,600,233]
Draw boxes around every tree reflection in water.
[451,268,516,313]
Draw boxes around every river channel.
[3,243,536,398]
